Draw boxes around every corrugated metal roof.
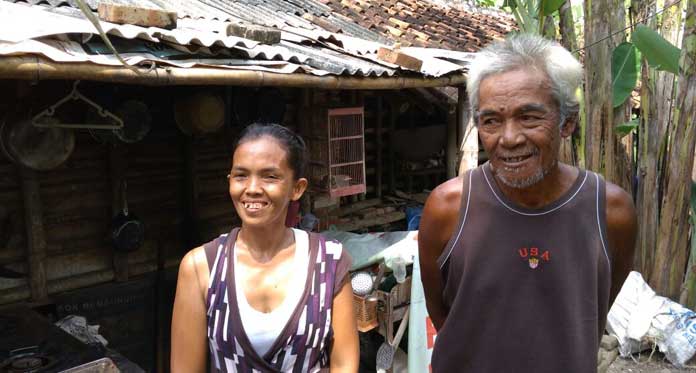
[0,0,472,78]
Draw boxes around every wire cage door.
[327,107,366,198]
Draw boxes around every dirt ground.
[608,354,696,372]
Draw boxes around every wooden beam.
[19,166,47,301]
[333,211,405,232]
[98,3,177,29]
[109,145,129,282]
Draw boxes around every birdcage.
[306,107,366,198]
[326,107,366,198]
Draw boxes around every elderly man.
[418,34,637,372]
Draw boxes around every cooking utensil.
[1,115,74,170]
[110,181,144,253]
[367,262,386,302]
[174,91,225,136]
[376,307,410,372]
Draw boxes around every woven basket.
[353,276,412,334]
[353,294,379,332]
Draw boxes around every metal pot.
[110,181,144,253]
[0,116,74,170]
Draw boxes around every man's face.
[476,68,571,189]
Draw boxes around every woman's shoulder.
[178,246,210,298]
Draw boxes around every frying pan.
[111,181,144,253]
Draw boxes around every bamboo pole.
[0,56,467,89]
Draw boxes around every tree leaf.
[541,0,565,16]
[632,24,681,74]
[615,119,639,136]
[612,42,641,108]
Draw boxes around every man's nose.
[499,120,525,147]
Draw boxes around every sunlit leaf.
[632,24,681,74]
[541,0,565,16]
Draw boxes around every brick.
[377,46,423,71]
[97,3,177,29]
[302,14,342,33]
[227,23,281,44]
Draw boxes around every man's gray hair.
[467,34,582,124]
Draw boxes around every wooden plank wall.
[0,82,446,305]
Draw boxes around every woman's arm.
[171,248,209,373]
[329,281,359,372]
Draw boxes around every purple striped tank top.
[204,228,351,372]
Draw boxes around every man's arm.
[418,177,463,331]
[605,182,637,305]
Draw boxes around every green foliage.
[615,119,639,136]
[541,0,565,16]
[632,25,681,74]
[612,42,641,108]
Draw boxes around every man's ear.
[292,178,308,201]
[560,114,577,138]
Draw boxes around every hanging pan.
[174,91,225,136]
[110,181,145,253]
[0,114,74,171]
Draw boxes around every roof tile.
[321,0,516,51]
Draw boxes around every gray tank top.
[433,163,611,373]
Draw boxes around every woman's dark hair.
[234,123,307,179]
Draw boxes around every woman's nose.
[246,176,262,194]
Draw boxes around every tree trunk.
[655,0,696,300]
[632,0,659,277]
[634,0,684,285]
[583,0,628,185]
[558,0,578,52]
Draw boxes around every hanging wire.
[73,0,146,75]
[572,0,684,54]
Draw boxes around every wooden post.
[457,86,478,174]
[109,145,129,282]
[19,166,48,300]
[446,104,457,179]
[388,100,396,194]
[298,89,312,215]
[376,95,384,198]
[182,137,200,247]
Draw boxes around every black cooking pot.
[111,181,144,253]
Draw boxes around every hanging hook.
[31,80,124,130]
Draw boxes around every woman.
[171,123,358,372]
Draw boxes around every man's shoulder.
[426,174,466,213]
[604,179,636,230]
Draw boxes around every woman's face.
[229,136,307,228]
